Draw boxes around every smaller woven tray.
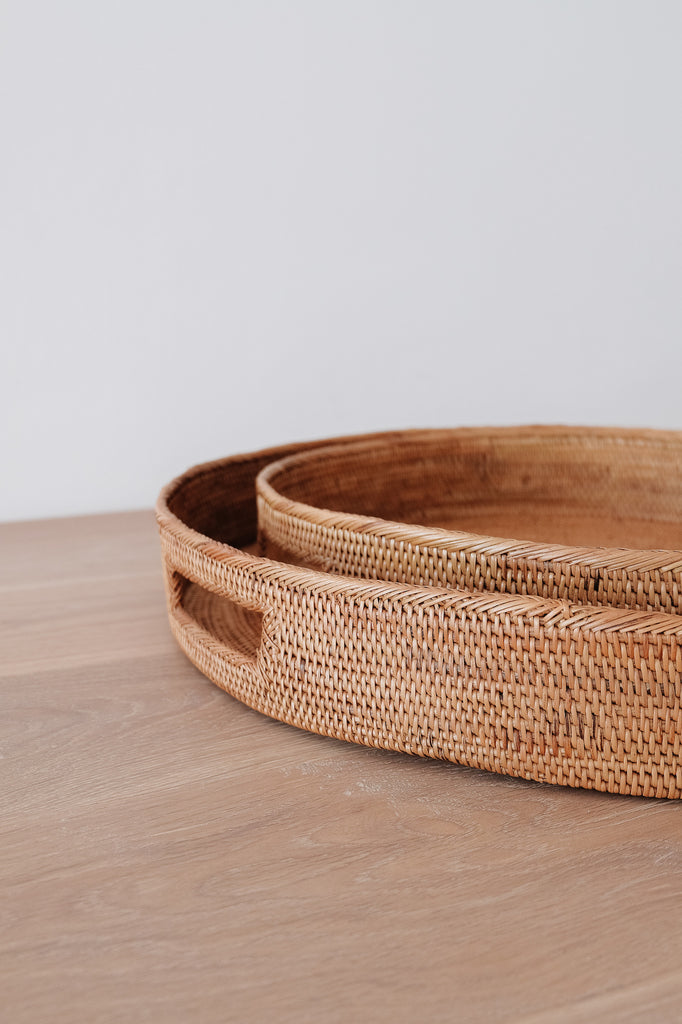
[157,427,682,799]
[257,427,682,611]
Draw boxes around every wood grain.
[2,511,682,1023]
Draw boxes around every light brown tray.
[157,427,682,799]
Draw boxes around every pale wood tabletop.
[2,511,682,1023]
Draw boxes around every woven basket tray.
[157,427,682,799]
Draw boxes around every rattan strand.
[157,427,682,799]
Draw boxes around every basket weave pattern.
[157,428,682,799]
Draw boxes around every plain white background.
[2,0,681,522]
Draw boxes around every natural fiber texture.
[157,427,682,799]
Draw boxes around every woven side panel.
[258,496,682,614]
[160,530,682,799]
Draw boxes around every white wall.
[2,1,681,522]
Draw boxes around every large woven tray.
[157,427,682,799]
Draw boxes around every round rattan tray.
[157,426,682,799]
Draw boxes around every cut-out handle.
[164,567,270,695]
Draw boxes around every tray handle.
[163,563,273,698]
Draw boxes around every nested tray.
[157,427,682,799]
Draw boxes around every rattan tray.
[157,427,682,799]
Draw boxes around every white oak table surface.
[2,511,682,1023]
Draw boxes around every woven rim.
[156,428,682,799]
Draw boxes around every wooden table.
[3,511,682,1023]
